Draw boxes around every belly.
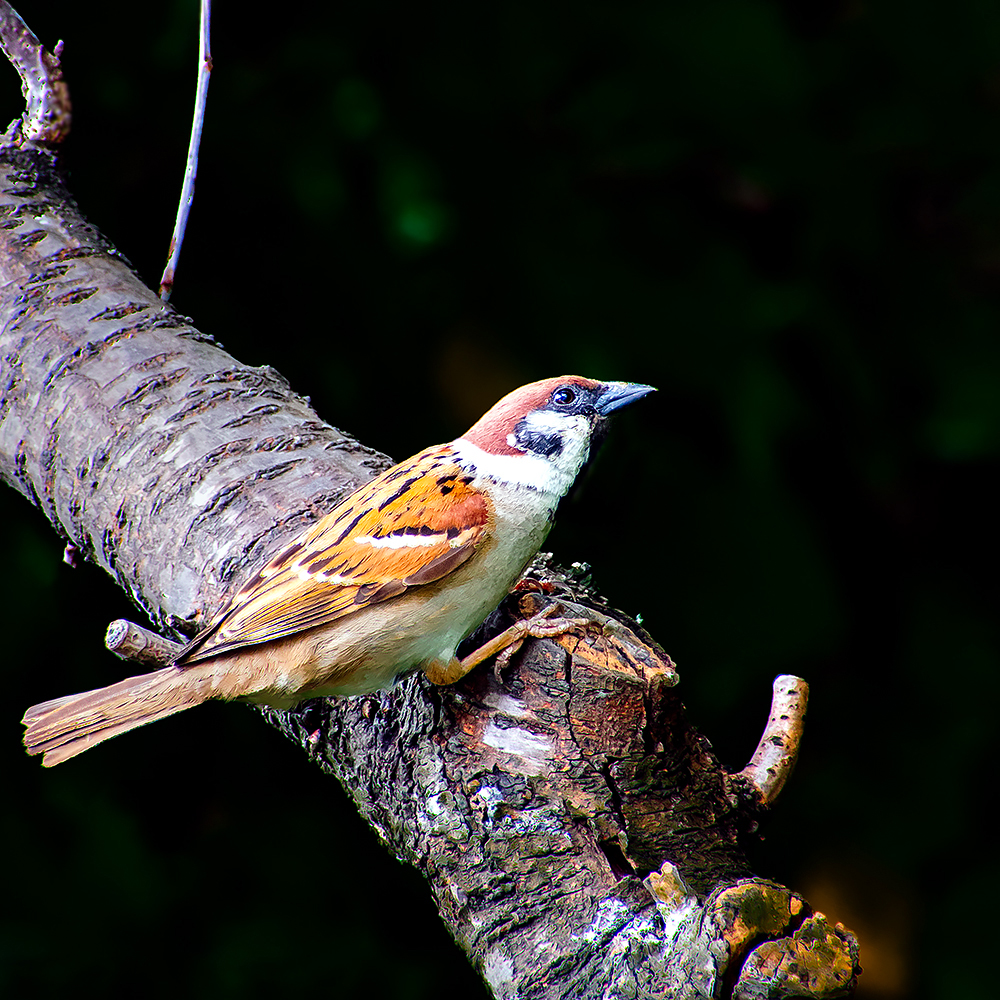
[242,502,553,703]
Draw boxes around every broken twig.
[0,1,71,148]
[738,674,809,806]
[105,619,184,666]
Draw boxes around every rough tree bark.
[0,13,860,999]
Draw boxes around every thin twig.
[738,674,809,806]
[105,619,185,666]
[159,0,212,301]
[0,1,71,148]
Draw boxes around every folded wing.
[178,446,491,663]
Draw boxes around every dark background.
[3,1,998,997]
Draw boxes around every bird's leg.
[492,636,524,683]
[423,603,589,686]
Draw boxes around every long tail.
[22,666,214,766]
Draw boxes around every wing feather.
[178,447,490,664]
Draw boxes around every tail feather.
[22,667,213,766]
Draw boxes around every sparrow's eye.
[552,387,576,406]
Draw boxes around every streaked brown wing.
[177,446,491,664]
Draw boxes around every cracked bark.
[1,144,860,998]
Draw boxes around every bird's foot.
[423,602,588,686]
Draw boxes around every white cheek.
[522,409,583,436]
[452,438,561,492]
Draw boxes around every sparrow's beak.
[594,381,657,416]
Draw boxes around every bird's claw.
[492,603,589,683]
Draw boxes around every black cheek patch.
[513,418,563,457]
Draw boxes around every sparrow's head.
[456,376,655,495]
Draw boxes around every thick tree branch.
[0,16,859,999]
[0,146,391,637]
